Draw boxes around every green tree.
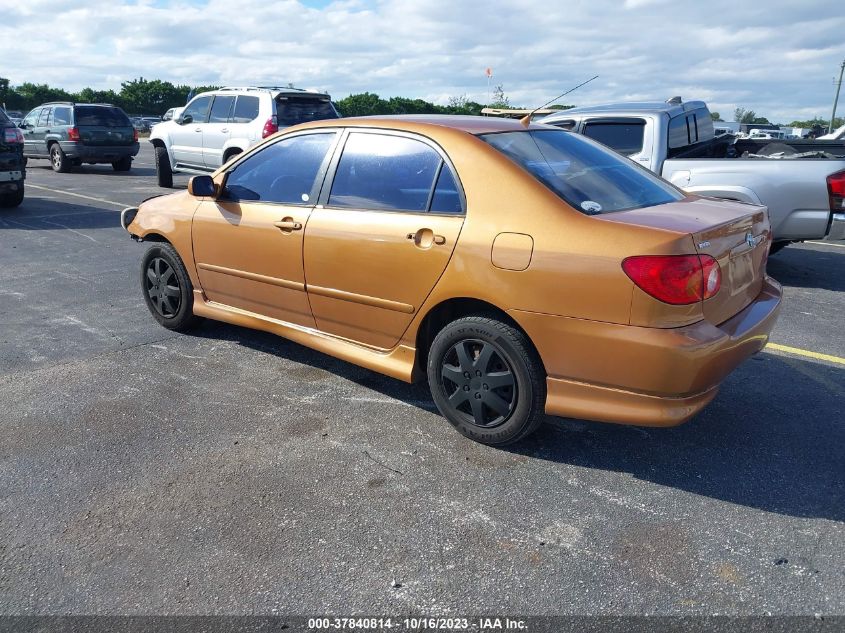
[734,107,756,123]
[335,92,389,116]
[386,96,438,115]
[490,84,510,108]
[710,111,722,121]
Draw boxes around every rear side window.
[668,107,714,150]
[52,106,72,126]
[481,129,683,214]
[74,106,131,127]
[231,96,260,123]
[582,120,645,156]
[224,132,337,205]
[430,166,463,214]
[328,133,442,212]
[208,96,235,123]
[276,97,338,127]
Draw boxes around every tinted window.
[231,96,259,123]
[548,119,576,131]
[691,107,714,140]
[481,130,683,214]
[182,96,212,124]
[37,109,51,127]
[668,115,690,148]
[52,106,72,126]
[582,120,645,156]
[430,166,463,214]
[276,97,339,127]
[74,106,131,127]
[208,95,235,123]
[224,132,336,204]
[329,133,441,212]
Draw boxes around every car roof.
[543,100,708,120]
[294,114,549,135]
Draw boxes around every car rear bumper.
[59,142,140,162]
[0,169,24,192]
[825,212,845,241]
[511,276,783,426]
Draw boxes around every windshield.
[276,98,338,127]
[74,106,132,127]
[480,129,684,214]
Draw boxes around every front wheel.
[427,315,546,445]
[140,243,200,331]
[154,145,173,188]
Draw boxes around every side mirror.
[18,122,29,129]
[188,175,216,198]
[179,114,193,125]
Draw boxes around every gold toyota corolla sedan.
[122,115,782,445]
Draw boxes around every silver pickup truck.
[539,99,845,252]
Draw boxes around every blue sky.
[3,0,845,123]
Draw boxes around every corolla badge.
[745,232,756,248]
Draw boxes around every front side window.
[582,119,645,156]
[208,96,235,123]
[231,96,260,123]
[328,133,442,212]
[224,132,337,205]
[481,129,683,214]
[21,109,41,128]
[182,96,212,124]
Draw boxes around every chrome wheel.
[439,338,517,428]
[145,256,181,318]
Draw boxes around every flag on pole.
[485,68,493,78]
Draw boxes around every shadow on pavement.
[192,321,844,522]
[767,245,844,292]
[0,200,122,231]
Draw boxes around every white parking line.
[27,184,126,208]
[806,241,845,249]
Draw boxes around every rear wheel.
[0,184,24,208]
[427,315,546,445]
[140,243,200,331]
[155,145,173,188]
[50,144,70,173]
[112,156,132,172]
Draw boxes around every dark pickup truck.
[0,108,25,208]
[19,102,139,173]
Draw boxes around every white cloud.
[1,0,844,122]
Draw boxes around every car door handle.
[274,220,302,232]
[195,127,202,132]
[406,228,446,248]
[220,128,229,133]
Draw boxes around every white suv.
[149,86,339,187]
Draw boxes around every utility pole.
[830,59,845,134]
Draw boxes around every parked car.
[0,107,25,207]
[539,98,845,251]
[19,102,140,172]
[122,115,782,445]
[131,117,150,133]
[161,107,183,123]
[149,86,340,187]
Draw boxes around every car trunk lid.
[602,196,771,325]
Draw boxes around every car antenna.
[519,75,599,127]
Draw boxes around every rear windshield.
[276,97,338,127]
[480,129,683,214]
[74,106,132,127]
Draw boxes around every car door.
[33,107,52,156]
[303,130,465,350]
[20,108,42,156]
[201,94,235,169]
[169,95,211,167]
[191,131,340,328]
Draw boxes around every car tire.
[112,156,132,172]
[140,243,200,332]
[50,144,70,173]
[155,145,173,188]
[427,315,546,445]
[769,241,789,255]
[0,184,24,208]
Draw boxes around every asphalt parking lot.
[1,143,843,616]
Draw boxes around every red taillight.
[4,128,23,143]
[133,128,139,142]
[261,115,278,139]
[622,254,721,305]
[828,170,845,211]
[67,127,80,141]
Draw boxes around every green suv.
[20,102,140,172]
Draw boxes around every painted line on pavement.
[766,343,845,366]
[27,184,126,208]
[806,241,845,249]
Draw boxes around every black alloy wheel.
[440,338,517,428]
[145,256,181,318]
